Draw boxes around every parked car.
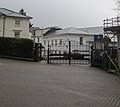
[71,50,84,59]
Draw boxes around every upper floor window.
[59,39,62,45]
[55,40,57,45]
[80,37,83,45]
[15,20,20,27]
[51,40,54,45]
[14,31,20,38]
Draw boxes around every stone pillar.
[117,34,120,69]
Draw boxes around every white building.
[0,8,32,38]
[42,27,94,46]
[30,27,52,43]
[30,26,104,57]
[30,26,104,45]
[30,26,104,58]
[30,26,104,43]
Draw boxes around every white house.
[42,27,94,46]
[30,27,95,43]
[31,27,98,56]
[30,27,53,43]
[30,26,104,58]
[0,8,32,38]
[30,26,104,44]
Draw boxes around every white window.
[55,40,57,45]
[44,40,46,45]
[59,39,62,45]
[59,51,61,54]
[14,31,20,38]
[51,40,54,45]
[15,20,20,27]
[48,40,49,45]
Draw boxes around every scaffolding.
[103,16,119,46]
[103,16,120,72]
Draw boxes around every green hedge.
[0,37,34,58]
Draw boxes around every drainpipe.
[3,15,6,37]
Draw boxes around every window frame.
[44,40,46,46]
[15,20,21,27]
[59,39,62,45]
[51,40,54,45]
[47,40,49,46]
[14,31,20,38]
[55,40,57,45]
[80,37,83,45]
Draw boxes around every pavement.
[0,58,120,107]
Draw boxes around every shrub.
[0,37,34,58]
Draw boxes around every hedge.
[0,37,34,58]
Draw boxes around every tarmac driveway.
[0,58,120,107]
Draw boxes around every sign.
[94,35,103,42]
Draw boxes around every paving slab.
[0,58,120,107]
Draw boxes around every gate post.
[47,45,50,64]
[34,43,39,62]
[69,41,71,65]
[39,43,42,61]
[91,45,93,66]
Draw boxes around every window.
[44,41,46,45]
[55,40,57,45]
[59,51,61,54]
[37,38,40,43]
[51,40,54,45]
[15,20,20,27]
[14,31,20,38]
[48,40,49,45]
[59,39,62,45]
[80,37,83,45]
[55,50,57,54]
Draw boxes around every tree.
[19,8,26,16]
[19,8,33,28]
[29,22,33,28]
[113,0,120,15]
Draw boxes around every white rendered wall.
[0,17,30,38]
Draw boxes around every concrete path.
[0,58,120,107]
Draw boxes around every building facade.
[42,27,94,46]
[30,27,102,58]
[0,8,32,38]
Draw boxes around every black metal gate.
[47,40,91,65]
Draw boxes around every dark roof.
[43,27,62,36]
[0,8,32,19]
[29,27,40,32]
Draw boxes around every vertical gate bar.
[69,41,71,65]
[39,43,42,61]
[91,45,93,66]
[47,45,50,64]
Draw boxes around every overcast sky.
[0,0,117,28]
